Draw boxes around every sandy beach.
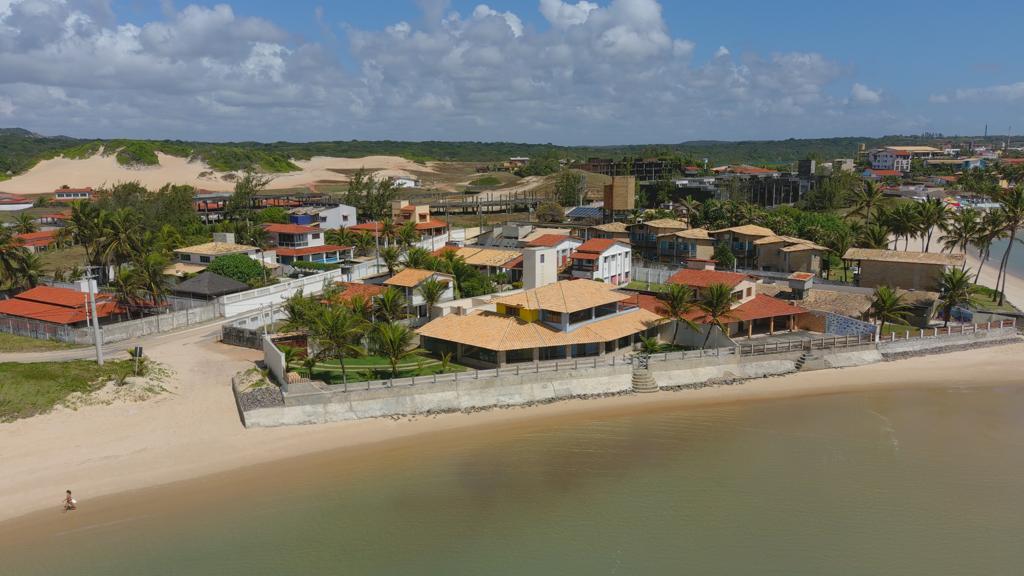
[1,330,1021,526]
[0,153,435,195]
[916,225,1024,308]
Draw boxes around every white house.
[525,234,583,268]
[393,177,420,189]
[170,232,276,277]
[383,268,456,325]
[869,149,912,172]
[288,204,357,229]
[569,239,632,285]
[53,187,93,202]
[263,223,353,266]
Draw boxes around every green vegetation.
[0,360,134,422]
[291,260,341,272]
[207,253,266,285]
[291,356,467,385]
[469,175,503,187]
[0,333,79,353]
[624,281,669,293]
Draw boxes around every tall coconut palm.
[380,245,402,276]
[308,305,366,385]
[378,217,397,247]
[826,227,855,281]
[111,267,144,319]
[870,285,911,334]
[67,201,105,265]
[915,198,947,252]
[101,208,143,271]
[372,322,421,378]
[886,203,921,251]
[416,278,447,320]
[850,180,886,226]
[132,253,171,310]
[857,223,891,250]
[325,227,354,248]
[994,186,1024,306]
[15,251,44,290]
[941,208,979,268]
[352,231,376,257]
[972,210,1006,283]
[936,268,981,328]
[696,283,738,350]
[0,227,26,287]
[374,286,408,323]
[659,283,699,344]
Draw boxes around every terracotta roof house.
[327,282,386,304]
[418,279,664,368]
[753,235,828,275]
[263,223,352,266]
[842,248,964,291]
[586,221,630,241]
[0,285,125,327]
[15,229,60,253]
[526,234,582,268]
[569,239,632,285]
[657,228,715,263]
[708,225,776,268]
[628,218,688,259]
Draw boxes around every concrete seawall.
[238,328,1020,428]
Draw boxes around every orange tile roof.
[384,268,439,288]
[526,234,575,247]
[415,219,448,231]
[16,229,58,248]
[264,223,319,234]
[14,286,90,307]
[575,238,622,254]
[710,224,775,238]
[494,279,628,313]
[330,282,385,303]
[667,268,749,289]
[416,308,664,351]
[0,287,120,325]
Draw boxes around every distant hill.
[0,127,1005,180]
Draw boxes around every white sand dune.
[0,153,435,195]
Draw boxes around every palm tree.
[941,208,979,267]
[886,203,920,251]
[352,232,376,257]
[10,250,44,290]
[659,284,698,344]
[639,336,664,354]
[936,268,981,327]
[374,287,408,323]
[0,227,26,287]
[67,201,106,266]
[870,285,911,334]
[325,227,354,248]
[994,186,1024,306]
[403,246,433,270]
[380,245,401,276]
[677,197,700,222]
[343,293,374,322]
[101,208,143,271]
[397,221,420,248]
[111,267,143,319]
[972,210,1006,283]
[12,212,38,234]
[696,283,738,350]
[308,305,366,385]
[915,198,947,252]
[131,253,171,310]
[850,180,886,226]
[416,278,447,320]
[372,322,421,378]
[825,227,854,281]
[378,217,397,247]
[857,223,891,250]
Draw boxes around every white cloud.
[851,82,882,104]
[714,46,730,57]
[932,81,1024,103]
[0,95,13,116]
[0,0,875,142]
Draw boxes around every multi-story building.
[569,239,631,285]
[263,223,353,266]
[753,235,827,275]
[349,201,449,246]
[525,234,582,268]
[417,279,664,368]
[656,228,715,263]
[629,218,688,260]
[586,222,631,241]
[708,225,775,269]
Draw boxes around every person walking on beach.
[63,490,77,512]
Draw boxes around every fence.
[218,270,344,317]
[0,315,78,343]
[632,263,859,289]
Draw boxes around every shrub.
[208,253,266,284]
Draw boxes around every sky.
[1,0,1023,145]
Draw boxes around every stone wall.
[824,311,876,337]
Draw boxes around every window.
[462,345,498,365]
[506,349,534,364]
[569,309,593,324]
[542,310,563,324]
[571,343,600,357]
[342,215,350,222]
[539,346,567,361]
[540,254,545,263]
[732,290,743,301]
[200,256,211,264]
[179,253,190,262]
[312,233,321,240]
[745,287,752,298]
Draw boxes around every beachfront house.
[842,248,964,291]
[569,239,632,285]
[0,285,126,329]
[628,218,688,260]
[170,232,274,277]
[263,223,353,266]
[586,222,631,242]
[417,279,664,368]
[287,204,357,229]
[708,224,776,269]
[383,268,456,325]
[432,246,525,283]
[656,228,715,263]
[525,234,583,268]
[753,235,828,275]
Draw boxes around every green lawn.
[624,281,670,293]
[0,333,81,352]
[289,354,468,385]
[39,245,88,273]
[972,286,1020,314]
[879,323,917,337]
[469,175,503,187]
[0,360,133,422]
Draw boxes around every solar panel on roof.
[566,206,604,218]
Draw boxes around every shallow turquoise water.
[6,384,1024,575]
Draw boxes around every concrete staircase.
[631,368,659,393]
[794,352,810,371]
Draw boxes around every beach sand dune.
[0,153,435,195]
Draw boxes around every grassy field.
[39,245,88,273]
[624,281,670,293]
[972,285,1020,314]
[0,333,80,352]
[0,360,133,421]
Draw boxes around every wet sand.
[2,341,1021,539]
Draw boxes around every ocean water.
[5,384,1024,575]
[987,237,1024,278]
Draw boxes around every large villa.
[417,279,664,368]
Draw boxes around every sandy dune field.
[0,153,435,195]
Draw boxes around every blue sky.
[2,0,1023,143]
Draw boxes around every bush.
[208,253,266,284]
[712,243,736,270]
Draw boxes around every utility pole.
[86,267,104,366]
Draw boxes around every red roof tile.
[0,286,120,325]
[575,238,619,253]
[16,229,58,248]
[571,252,600,261]
[330,282,385,303]
[526,234,574,247]
[14,286,91,307]
[415,219,448,231]
[667,268,749,289]
[275,244,351,257]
